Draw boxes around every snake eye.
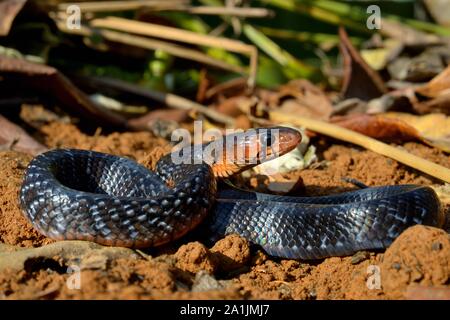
[261,133,274,146]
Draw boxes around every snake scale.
[19,127,442,259]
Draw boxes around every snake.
[19,127,442,260]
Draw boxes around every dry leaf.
[0,114,47,155]
[339,27,387,101]
[416,65,450,98]
[379,80,450,115]
[331,113,421,143]
[360,39,403,71]
[271,79,333,120]
[0,0,27,36]
[213,95,248,118]
[383,112,450,152]
[332,112,450,152]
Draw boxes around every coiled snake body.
[19,127,441,259]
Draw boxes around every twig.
[88,76,235,126]
[59,1,272,17]
[171,6,274,18]
[58,0,188,12]
[269,111,450,183]
[90,16,258,88]
[54,20,245,75]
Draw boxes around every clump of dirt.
[381,225,450,299]
[175,242,217,274]
[0,121,449,299]
[211,234,251,274]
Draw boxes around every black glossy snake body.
[19,128,442,259]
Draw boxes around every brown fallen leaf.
[0,114,47,155]
[213,95,249,118]
[332,112,450,152]
[331,113,421,143]
[383,112,450,152]
[392,64,450,114]
[416,65,450,98]
[270,79,334,121]
[0,0,27,36]
[0,55,126,127]
[339,27,387,101]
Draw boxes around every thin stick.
[55,20,245,75]
[90,77,235,126]
[90,16,253,54]
[59,1,272,17]
[90,16,258,88]
[270,111,450,183]
[173,6,274,18]
[58,0,188,12]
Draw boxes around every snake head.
[210,126,302,178]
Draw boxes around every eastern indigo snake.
[19,127,442,259]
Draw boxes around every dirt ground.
[0,120,449,300]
